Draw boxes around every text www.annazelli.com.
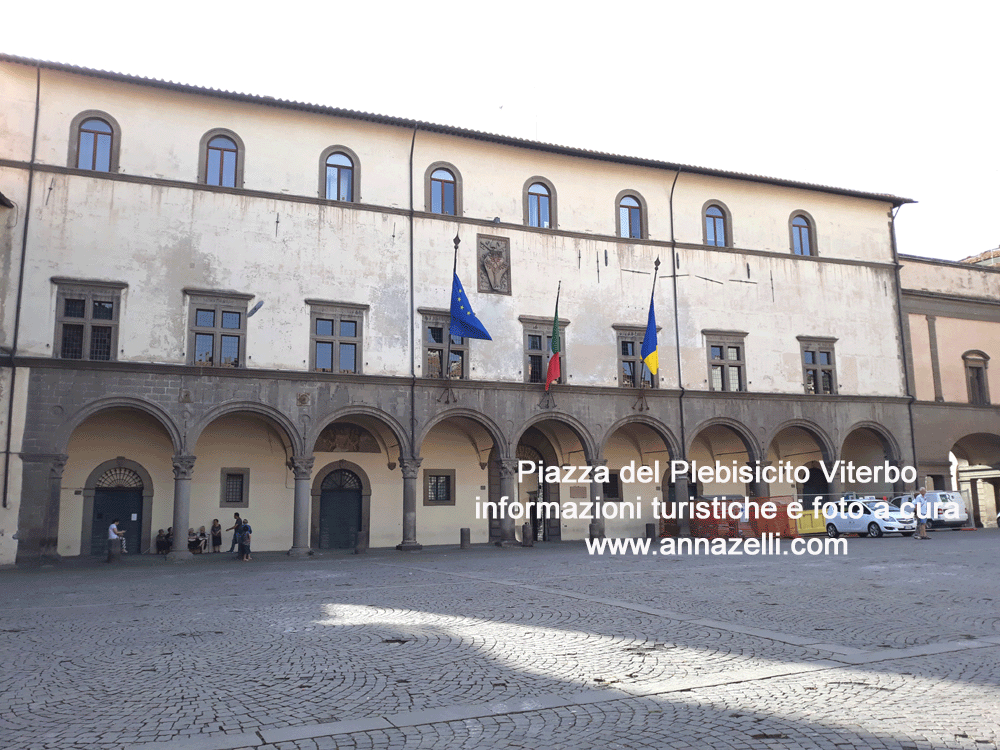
[585,535,848,556]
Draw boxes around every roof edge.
[0,52,915,207]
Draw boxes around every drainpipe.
[668,168,685,458]
[2,64,40,509]
[667,168,692,532]
[408,125,418,458]
[889,204,919,486]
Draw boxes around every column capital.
[287,455,315,480]
[19,453,70,478]
[50,454,69,479]
[399,457,423,480]
[171,455,197,480]
[498,458,520,478]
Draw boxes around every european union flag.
[450,273,492,341]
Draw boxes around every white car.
[824,499,916,538]
[891,492,969,529]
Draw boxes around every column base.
[287,546,313,558]
[165,549,194,562]
[494,539,520,547]
[15,551,63,566]
[396,542,423,551]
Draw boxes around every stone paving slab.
[2,533,999,749]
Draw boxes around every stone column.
[287,455,315,556]
[497,458,519,546]
[166,455,196,562]
[589,460,608,540]
[397,457,423,551]
[15,453,68,563]
[746,460,770,501]
[674,472,692,537]
[890,460,907,497]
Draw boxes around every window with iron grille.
[798,336,838,395]
[423,469,456,506]
[603,471,621,500]
[53,279,125,361]
[704,330,747,392]
[220,468,249,508]
[308,300,367,374]
[186,289,251,367]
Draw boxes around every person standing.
[211,519,222,553]
[226,513,242,555]
[239,518,253,562]
[914,487,932,540]
[107,519,125,562]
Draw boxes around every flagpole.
[444,234,460,383]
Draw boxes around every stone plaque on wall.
[477,234,511,295]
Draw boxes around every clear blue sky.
[6,1,997,261]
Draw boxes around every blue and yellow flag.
[640,297,658,375]
[449,273,492,341]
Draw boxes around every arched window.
[704,204,729,247]
[68,110,121,172]
[77,118,113,171]
[206,136,238,187]
[198,129,245,188]
[791,213,815,256]
[324,152,354,201]
[431,168,456,215]
[527,182,551,228]
[618,194,643,239]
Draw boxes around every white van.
[891,492,969,529]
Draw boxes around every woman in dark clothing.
[211,519,222,553]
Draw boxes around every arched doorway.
[89,466,144,556]
[318,468,363,549]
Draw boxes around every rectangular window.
[53,280,124,361]
[307,300,367,374]
[219,468,250,508]
[602,471,621,500]
[520,316,567,384]
[615,326,656,388]
[964,354,990,405]
[704,331,747,392]
[186,290,251,367]
[420,310,468,379]
[799,337,837,395]
[423,469,456,506]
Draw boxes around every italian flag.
[545,284,561,391]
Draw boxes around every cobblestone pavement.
[2,530,999,749]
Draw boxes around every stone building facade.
[1,53,990,564]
